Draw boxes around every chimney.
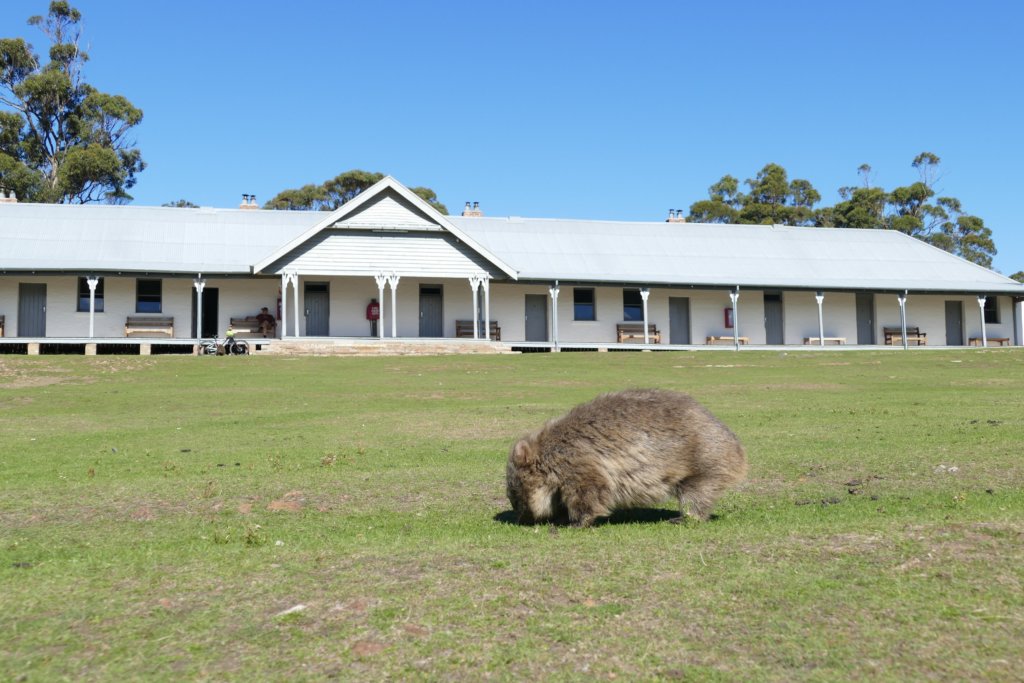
[666,208,686,223]
[240,193,258,210]
[0,188,17,204]
[462,200,483,217]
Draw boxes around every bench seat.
[969,337,1010,347]
[125,315,174,337]
[616,323,661,344]
[230,316,275,337]
[883,326,926,346]
[706,335,749,345]
[455,320,501,340]
[803,337,846,345]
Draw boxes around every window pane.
[137,279,162,313]
[573,288,595,321]
[984,297,999,324]
[623,289,643,321]
[78,277,104,312]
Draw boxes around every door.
[763,293,783,345]
[945,300,964,346]
[856,292,875,344]
[419,285,443,337]
[525,294,548,342]
[191,287,219,338]
[304,282,330,336]
[18,283,47,337]
[669,296,691,345]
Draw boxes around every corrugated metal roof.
[0,203,320,274]
[2,201,1021,295]
[448,216,1024,294]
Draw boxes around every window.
[136,279,162,313]
[573,288,595,321]
[983,296,1000,324]
[77,277,104,312]
[623,289,643,321]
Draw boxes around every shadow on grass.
[494,508,717,527]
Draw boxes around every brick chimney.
[0,188,18,204]
[461,201,483,217]
[239,193,259,210]
[666,209,686,223]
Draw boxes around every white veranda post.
[374,273,387,340]
[482,276,491,340]
[468,275,482,339]
[977,295,988,347]
[640,287,650,344]
[815,291,825,347]
[549,283,560,351]
[280,272,288,337]
[193,276,205,340]
[280,271,298,338]
[290,272,300,337]
[87,275,100,338]
[897,291,908,350]
[729,287,740,350]
[387,273,400,338]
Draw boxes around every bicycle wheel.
[232,340,249,355]
[201,341,218,355]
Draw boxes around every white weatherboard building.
[1,176,1022,353]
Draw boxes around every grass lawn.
[1,349,1022,681]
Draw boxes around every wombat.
[506,389,747,527]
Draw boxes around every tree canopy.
[265,169,448,214]
[0,1,145,203]
[687,153,997,268]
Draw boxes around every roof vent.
[666,208,686,223]
[240,193,259,210]
[462,201,483,218]
[0,188,17,204]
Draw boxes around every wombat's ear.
[511,439,535,467]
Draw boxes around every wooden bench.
[883,326,926,346]
[969,337,1010,347]
[125,315,174,337]
[455,320,501,341]
[230,316,275,337]
[0,315,4,337]
[803,337,846,345]
[706,335,749,345]
[616,323,661,344]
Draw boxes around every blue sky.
[3,0,1023,274]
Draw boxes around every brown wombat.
[506,389,747,527]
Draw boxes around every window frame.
[983,296,1000,324]
[136,278,163,313]
[77,276,104,313]
[573,287,596,321]
[622,288,644,322]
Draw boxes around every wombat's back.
[543,388,743,469]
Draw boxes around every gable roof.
[449,216,1024,294]
[251,176,518,279]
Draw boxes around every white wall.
[1,274,1019,346]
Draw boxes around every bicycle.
[200,337,249,356]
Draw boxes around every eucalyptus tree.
[0,1,144,203]
[266,169,448,214]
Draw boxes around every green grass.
[1,350,1022,681]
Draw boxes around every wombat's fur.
[506,389,747,527]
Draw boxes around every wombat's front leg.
[562,487,610,528]
[676,474,726,521]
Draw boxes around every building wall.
[0,274,1019,346]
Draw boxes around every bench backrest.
[127,316,173,325]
